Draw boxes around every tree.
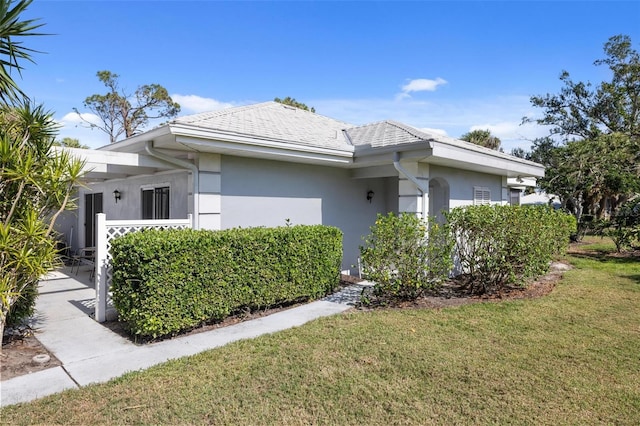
[459,129,501,150]
[0,0,43,103]
[526,34,640,141]
[0,1,85,344]
[53,137,88,149]
[274,96,315,113]
[75,71,181,144]
[510,147,527,158]
[526,35,640,233]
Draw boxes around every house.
[60,101,544,272]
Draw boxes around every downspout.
[144,140,200,229]
[393,152,429,219]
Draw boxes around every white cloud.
[401,78,447,94]
[55,112,108,148]
[60,111,101,126]
[171,94,234,113]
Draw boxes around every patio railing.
[94,213,193,322]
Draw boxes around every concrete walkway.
[1,269,369,407]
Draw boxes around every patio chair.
[70,247,96,279]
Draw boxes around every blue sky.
[18,0,640,150]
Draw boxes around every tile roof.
[170,102,540,167]
[172,101,354,151]
[346,120,528,161]
[345,120,438,147]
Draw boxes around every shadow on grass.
[568,249,640,285]
[622,274,640,285]
[568,250,640,264]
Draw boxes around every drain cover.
[32,354,51,364]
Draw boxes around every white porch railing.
[94,213,193,322]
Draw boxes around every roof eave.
[168,124,354,166]
[430,143,545,178]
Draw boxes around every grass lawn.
[2,238,639,424]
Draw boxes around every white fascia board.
[352,142,433,166]
[354,141,433,158]
[54,147,174,173]
[172,124,354,155]
[97,125,172,152]
[174,131,354,165]
[431,144,545,178]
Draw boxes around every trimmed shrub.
[110,225,342,339]
[360,213,454,300]
[446,204,576,294]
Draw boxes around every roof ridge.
[384,120,432,141]
[173,102,276,124]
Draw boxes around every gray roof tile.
[173,102,354,151]
[346,120,427,147]
[171,102,538,167]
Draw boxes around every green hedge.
[360,213,453,300]
[446,204,576,294]
[110,225,343,339]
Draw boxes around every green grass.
[2,238,639,425]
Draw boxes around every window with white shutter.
[473,187,491,205]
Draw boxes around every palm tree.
[460,129,502,151]
[0,0,43,104]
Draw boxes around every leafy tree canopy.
[274,96,315,113]
[54,137,88,149]
[75,70,181,144]
[524,35,640,232]
[526,34,640,141]
[459,129,501,150]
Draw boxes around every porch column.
[397,162,429,218]
[94,213,108,322]
[194,153,222,230]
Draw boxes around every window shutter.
[474,187,491,205]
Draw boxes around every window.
[142,186,170,219]
[473,187,491,205]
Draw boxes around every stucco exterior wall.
[76,171,189,248]
[429,165,503,209]
[220,155,391,271]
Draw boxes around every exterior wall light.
[367,190,374,203]
[113,189,121,203]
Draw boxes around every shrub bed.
[446,204,576,294]
[110,225,342,339]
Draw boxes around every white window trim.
[140,182,171,191]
